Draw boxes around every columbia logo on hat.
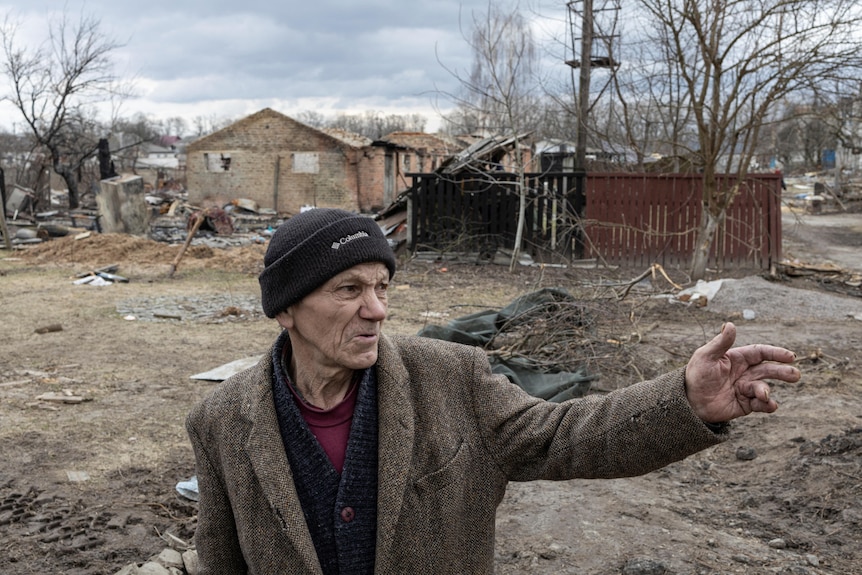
[331,230,370,250]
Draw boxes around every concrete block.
[97,176,150,234]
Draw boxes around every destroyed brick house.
[185,108,462,215]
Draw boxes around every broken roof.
[437,132,532,174]
[321,128,373,148]
[377,132,462,155]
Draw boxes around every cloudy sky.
[0,0,565,134]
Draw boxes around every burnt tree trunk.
[50,146,80,210]
[98,138,118,180]
[0,166,6,219]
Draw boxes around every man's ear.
[275,308,294,330]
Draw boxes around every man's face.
[278,262,389,373]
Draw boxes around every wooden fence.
[408,172,581,260]
[407,171,782,270]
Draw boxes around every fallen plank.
[168,212,205,278]
[35,392,89,404]
[153,312,182,320]
[0,379,30,388]
[778,260,845,274]
[34,324,63,334]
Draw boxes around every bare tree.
[160,116,188,139]
[610,0,862,278]
[295,110,328,130]
[763,97,839,171]
[296,110,427,139]
[443,2,543,136]
[107,112,162,173]
[189,114,234,139]
[0,10,128,209]
[605,16,697,171]
[439,1,542,270]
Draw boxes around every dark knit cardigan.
[271,332,378,575]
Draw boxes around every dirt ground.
[1,203,861,575]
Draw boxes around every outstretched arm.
[684,322,801,423]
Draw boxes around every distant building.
[185,108,385,214]
[131,141,186,191]
[136,143,180,170]
[533,140,628,172]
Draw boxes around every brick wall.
[357,147,388,210]
[355,146,450,211]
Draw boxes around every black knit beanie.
[259,208,396,317]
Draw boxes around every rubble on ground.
[2,179,278,250]
[113,546,199,575]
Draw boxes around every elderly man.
[186,208,800,575]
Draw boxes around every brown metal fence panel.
[583,173,781,269]
[585,174,689,267]
[408,171,781,270]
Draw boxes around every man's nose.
[360,290,387,320]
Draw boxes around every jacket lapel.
[244,356,323,574]
[373,335,416,572]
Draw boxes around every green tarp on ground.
[417,287,598,402]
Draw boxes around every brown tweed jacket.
[186,333,724,574]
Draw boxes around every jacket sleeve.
[186,403,249,575]
[461,345,726,481]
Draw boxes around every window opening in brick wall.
[205,153,231,172]
[402,154,411,171]
[292,152,319,173]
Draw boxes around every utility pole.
[0,167,11,249]
[576,0,593,171]
[564,1,620,258]
[566,0,620,169]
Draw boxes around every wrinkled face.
[278,262,389,373]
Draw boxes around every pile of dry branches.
[485,288,666,391]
